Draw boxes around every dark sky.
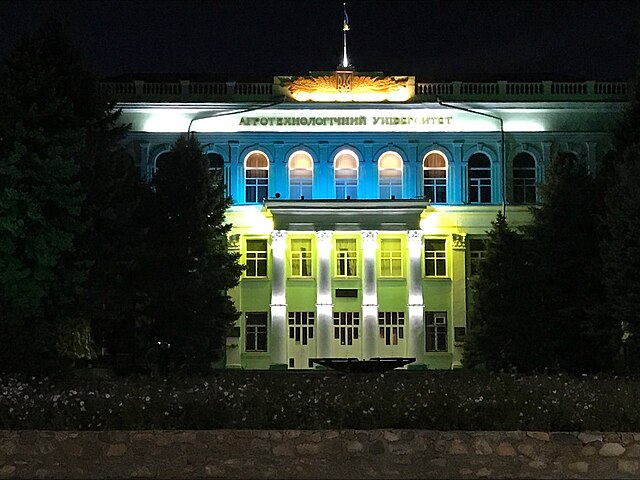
[1,0,639,82]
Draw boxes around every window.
[245,239,267,277]
[288,151,313,199]
[378,151,403,199]
[336,238,357,277]
[291,238,312,277]
[245,312,267,352]
[334,149,358,199]
[288,312,314,345]
[245,151,269,203]
[468,238,487,276]
[512,152,536,204]
[333,312,359,345]
[380,238,403,277]
[468,153,492,204]
[425,239,446,277]
[378,312,405,346]
[423,152,447,203]
[426,312,448,352]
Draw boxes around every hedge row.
[1,370,639,431]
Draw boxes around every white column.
[270,230,287,366]
[407,230,424,361]
[361,230,379,360]
[315,230,333,358]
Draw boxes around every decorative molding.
[452,233,466,250]
[361,230,379,243]
[281,73,411,102]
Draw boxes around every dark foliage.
[463,213,538,371]
[0,21,93,369]
[142,135,242,369]
[527,152,618,372]
[603,74,640,369]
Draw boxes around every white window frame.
[423,151,448,203]
[335,238,358,277]
[334,149,358,199]
[378,311,405,346]
[333,312,360,346]
[425,311,448,352]
[468,153,492,204]
[512,152,537,204]
[288,311,315,345]
[245,239,268,278]
[378,151,403,199]
[288,151,313,200]
[244,151,269,203]
[290,238,313,277]
[245,312,268,352]
[380,238,403,277]
[424,238,447,277]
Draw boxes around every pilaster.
[407,230,424,361]
[270,230,287,366]
[361,230,379,359]
[315,230,333,357]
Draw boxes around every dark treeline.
[465,73,640,373]
[0,21,242,373]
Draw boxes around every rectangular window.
[289,178,312,200]
[468,238,487,276]
[333,312,360,346]
[378,311,405,345]
[245,312,268,352]
[379,178,402,199]
[336,178,357,199]
[288,312,315,345]
[336,238,358,277]
[424,172,447,203]
[245,170,268,203]
[290,239,312,277]
[245,239,267,277]
[425,312,448,352]
[380,238,403,277]
[425,239,446,277]
[513,178,537,204]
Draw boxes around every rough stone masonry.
[1,430,640,479]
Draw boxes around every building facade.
[105,73,629,369]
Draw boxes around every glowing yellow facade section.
[281,73,413,102]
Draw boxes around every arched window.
[378,151,403,199]
[468,153,492,204]
[244,151,269,203]
[288,151,313,200]
[512,152,536,204]
[207,152,225,185]
[334,149,358,199]
[423,152,447,203]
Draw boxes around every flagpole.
[341,2,350,68]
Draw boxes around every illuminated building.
[103,72,629,369]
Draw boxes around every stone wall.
[1,430,640,479]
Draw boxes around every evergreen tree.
[528,152,617,372]
[0,21,91,368]
[602,75,640,368]
[144,134,242,368]
[463,213,538,371]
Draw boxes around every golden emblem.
[281,73,412,102]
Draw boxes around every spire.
[341,3,351,69]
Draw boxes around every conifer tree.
[0,21,91,368]
[602,74,640,368]
[528,152,617,372]
[463,213,538,371]
[144,134,242,368]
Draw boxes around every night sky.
[1,0,639,82]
